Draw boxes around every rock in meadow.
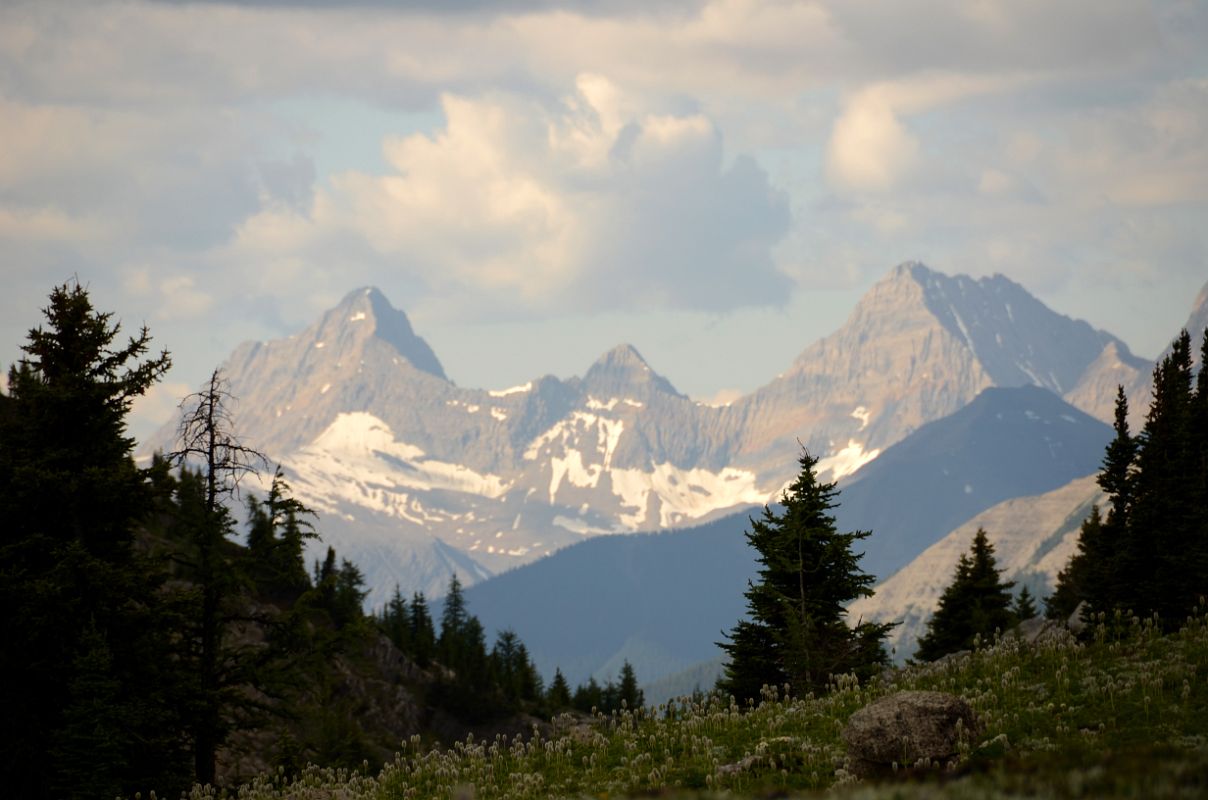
[842,690,978,776]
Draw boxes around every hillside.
[849,474,1104,659]
[194,607,1208,800]
[836,384,1111,580]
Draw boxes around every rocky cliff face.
[727,262,1142,481]
[142,264,1150,604]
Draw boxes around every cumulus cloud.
[230,75,791,314]
[1,0,1206,389]
[825,72,1030,194]
[825,89,920,193]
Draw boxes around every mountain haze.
[837,385,1111,580]
[142,263,1148,604]
[458,386,1111,685]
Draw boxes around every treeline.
[912,328,1208,663]
[377,576,643,719]
[0,284,408,798]
[1049,329,1208,626]
[0,284,643,800]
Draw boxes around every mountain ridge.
[140,261,1155,605]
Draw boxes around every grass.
[179,607,1208,800]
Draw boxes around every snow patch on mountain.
[489,382,532,397]
[609,463,766,528]
[817,440,881,480]
[288,412,509,514]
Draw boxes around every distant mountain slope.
[836,385,1112,580]
[457,510,758,686]
[459,386,1110,685]
[848,474,1104,660]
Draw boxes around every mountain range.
[143,262,1160,606]
[456,384,1111,685]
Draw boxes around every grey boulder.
[842,690,978,776]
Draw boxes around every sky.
[2,0,1206,441]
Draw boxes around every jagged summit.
[581,343,684,399]
[885,265,1133,394]
[326,287,446,380]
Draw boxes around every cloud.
[825,89,920,193]
[229,75,792,315]
[824,71,1031,193]
[123,268,216,321]
[1,0,1205,381]
[129,380,193,442]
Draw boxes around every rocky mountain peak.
[892,264,1131,395]
[581,343,684,399]
[320,287,446,380]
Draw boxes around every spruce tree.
[1047,505,1103,621]
[409,592,437,666]
[380,585,412,652]
[617,661,644,710]
[246,468,315,599]
[916,528,1015,661]
[718,449,892,700]
[1012,586,1038,621]
[0,283,187,798]
[546,668,572,711]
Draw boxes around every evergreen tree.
[409,592,437,666]
[438,574,470,666]
[1046,505,1103,621]
[916,528,1016,661]
[1129,332,1198,620]
[0,283,188,798]
[572,678,604,713]
[1057,329,1208,627]
[246,468,315,598]
[1012,585,1038,621]
[380,585,412,652]
[546,668,572,711]
[617,661,644,710]
[718,450,893,700]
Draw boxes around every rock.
[1068,601,1089,635]
[842,690,978,777]
[1016,617,1060,644]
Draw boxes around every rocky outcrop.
[842,690,978,777]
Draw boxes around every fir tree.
[916,528,1016,661]
[0,283,187,798]
[1047,505,1103,621]
[1130,331,1198,620]
[572,677,604,713]
[246,468,315,598]
[617,661,644,710]
[380,585,412,652]
[546,668,572,711]
[1059,330,1208,626]
[409,592,437,666]
[718,449,893,700]
[1012,585,1038,621]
